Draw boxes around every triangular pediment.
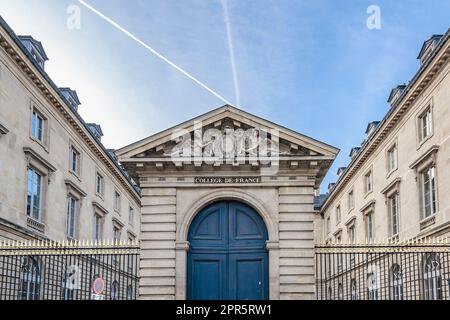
[116,105,339,160]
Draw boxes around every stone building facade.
[318,30,450,244]
[116,106,338,300]
[0,17,141,243]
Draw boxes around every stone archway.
[175,188,280,300]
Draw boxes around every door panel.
[229,202,268,250]
[229,253,268,300]
[189,202,228,250]
[188,254,227,300]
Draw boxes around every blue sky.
[1,0,449,192]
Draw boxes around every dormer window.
[388,85,406,106]
[417,35,443,65]
[337,167,346,177]
[349,147,361,160]
[59,88,81,111]
[365,121,380,137]
[31,49,44,68]
[18,35,49,70]
[87,123,104,142]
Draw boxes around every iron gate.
[0,240,139,300]
[315,240,450,300]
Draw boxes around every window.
[113,226,121,242]
[31,110,44,143]
[350,279,358,300]
[70,146,80,175]
[336,205,341,224]
[388,193,400,236]
[126,285,134,300]
[364,170,373,194]
[367,273,378,300]
[366,212,374,243]
[326,216,331,235]
[418,107,433,142]
[93,213,103,241]
[391,264,403,300]
[19,257,41,300]
[27,168,43,221]
[347,189,354,211]
[338,284,344,300]
[67,197,78,238]
[129,207,135,226]
[95,172,104,196]
[421,165,437,218]
[348,225,356,243]
[327,286,333,300]
[111,281,119,300]
[387,144,398,173]
[114,191,121,212]
[423,253,442,300]
[63,266,79,300]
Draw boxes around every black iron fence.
[315,240,450,300]
[0,240,139,300]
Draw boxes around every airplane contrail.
[77,0,233,106]
[220,0,241,107]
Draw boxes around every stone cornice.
[409,145,439,170]
[0,21,140,203]
[23,146,57,173]
[380,177,402,195]
[321,30,450,212]
[65,179,87,198]
[92,201,109,215]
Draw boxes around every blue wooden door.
[188,201,269,300]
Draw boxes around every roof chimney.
[18,35,48,69]
[59,88,81,111]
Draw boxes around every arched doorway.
[187,201,269,300]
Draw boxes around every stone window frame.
[347,188,355,213]
[127,230,137,243]
[333,228,343,243]
[29,100,50,153]
[114,189,122,214]
[416,99,434,149]
[326,215,331,236]
[95,168,105,199]
[360,200,376,243]
[92,201,108,241]
[381,178,402,240]
[409,145,439,230]
[385,138,398,178]
[363,166,374,197]
[128,205,135,227]
[345,216,357,243]
[23,147,56,234]
[64,179,87,240]
[68,139,83,180]
[335,204,341,225]
[112,217,124,242]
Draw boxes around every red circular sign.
[92,277,105,295]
